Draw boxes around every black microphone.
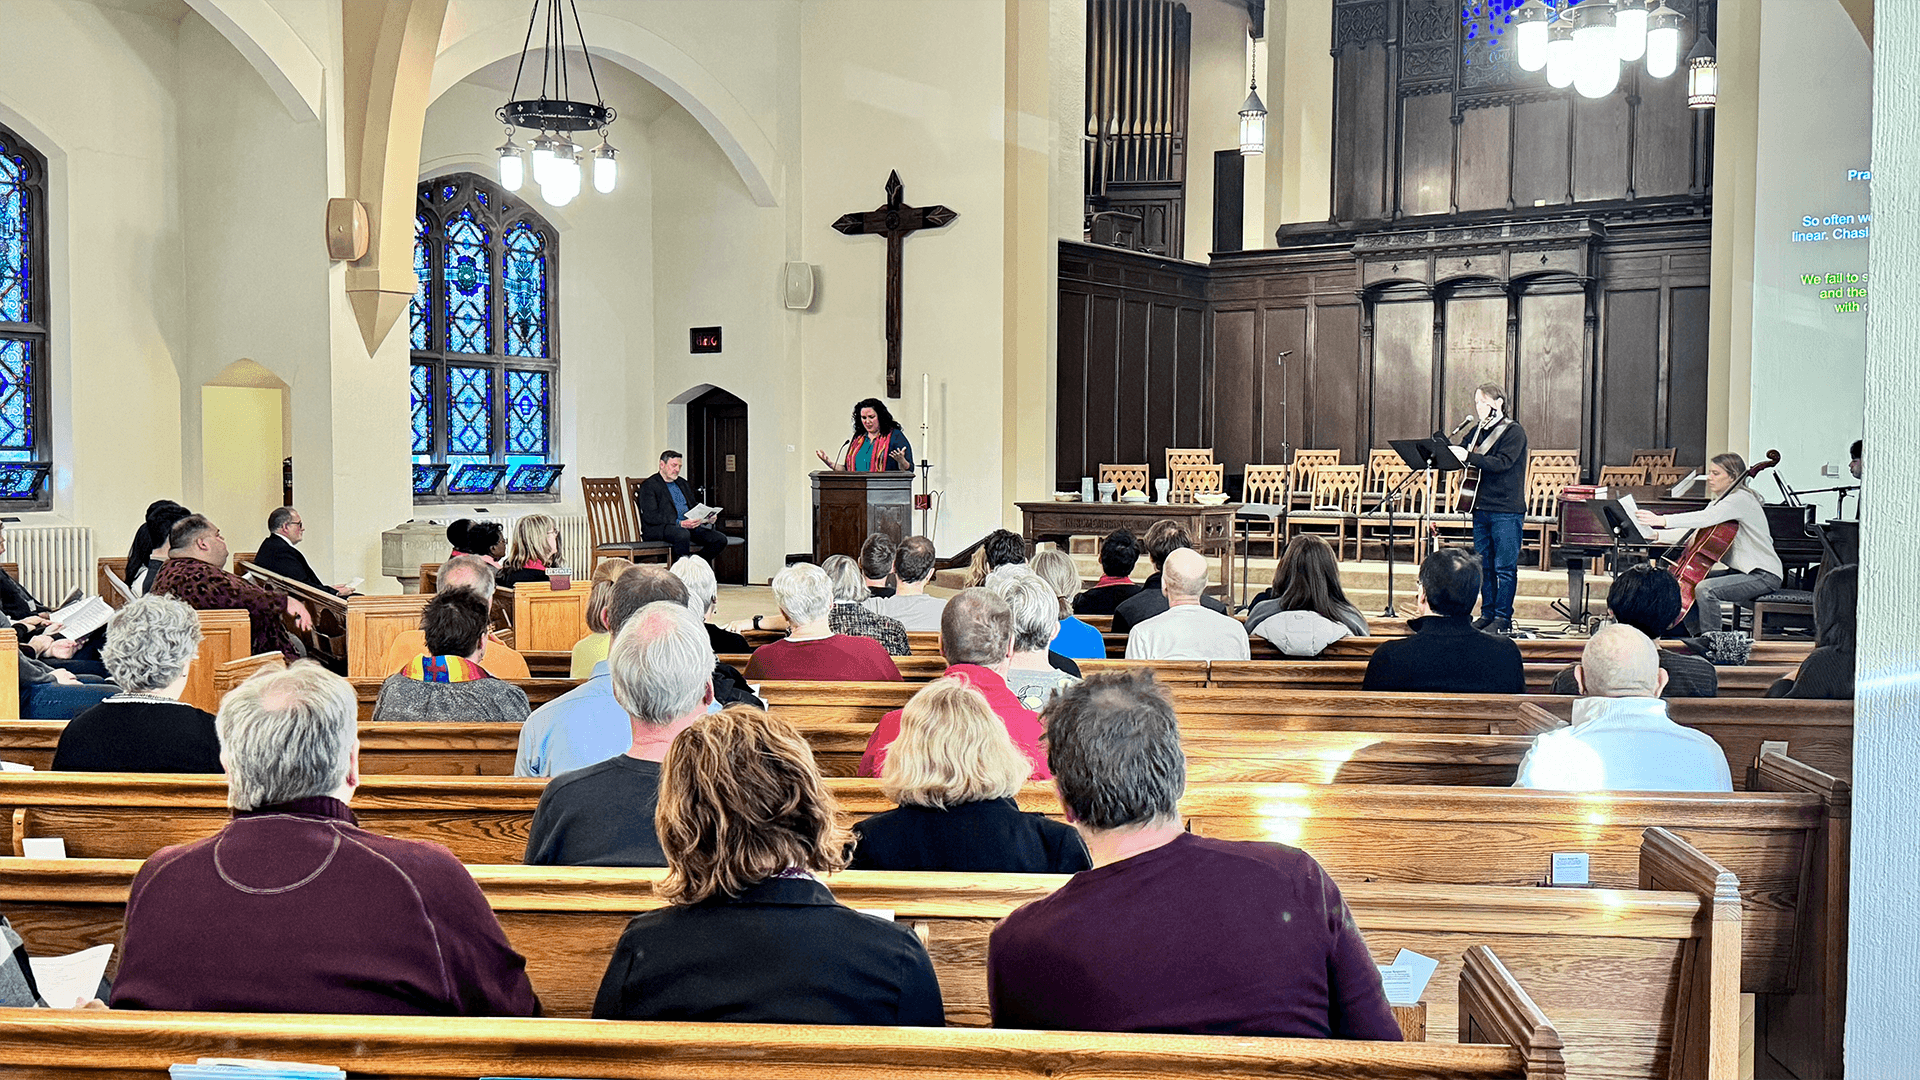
[1447,414,1477,439]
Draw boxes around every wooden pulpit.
[811,471,913,562]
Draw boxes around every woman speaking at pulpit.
[815,397,913,472]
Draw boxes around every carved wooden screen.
[1085,0,1191,258]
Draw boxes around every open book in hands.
[686,503,722,525]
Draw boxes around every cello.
[1666,449,1781,628]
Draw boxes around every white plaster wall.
[0,0,187,551]
[1847,0,1920,1066]
[200,384,285,544]
[1747,0,1870,506]
[1184,0,1259,261]
[796,0,1011,556]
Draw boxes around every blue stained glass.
[444,209,491,354]
[0,339,33,451]
[503,223,547,358]
[442,183,458,202]
[0,464,43,494]
[447,365,493,455]
[0,153,27,324]
[409,213,430,351]
[477,191,489,207]
[504,369,548,456]
[410,363,432,455]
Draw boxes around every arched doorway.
[685,387,748,583]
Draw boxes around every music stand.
[1369,438,1465,617]
[1587,498,1653,576]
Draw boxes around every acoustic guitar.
[1665,449,1781,628]
[1454,419,1513,514]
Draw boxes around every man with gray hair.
[1514,624,1733,791]
[524,601,715,866]
[109,663,538,1016]
[859,587,1049,780]
[742,562,903,682]
[382,554,530,679]
[254,506,355,596]
[1123,547,1250,661]
[987,669,1399,1039]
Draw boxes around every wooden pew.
[0,943,1568,1079]
[94,558,132,609]
[179,610,252,714]
[239,561,348,671]
[0,841,1736,1078]
[719,656,1212,686]
[507,579,593,653]
[341,593,437,678]
[1312,636,1814,665]
[1514,697,1853,784]
[1199,658,1797,697]
[0,628,17,723]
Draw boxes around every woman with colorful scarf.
[814,398,914,473]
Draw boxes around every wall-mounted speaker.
[784,262,816,310]
[325,198,369,261]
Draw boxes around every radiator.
[555,514,591,571]
[11,526,93,604]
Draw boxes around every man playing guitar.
[1449,384,1529,634]
[1634,452,1784,634]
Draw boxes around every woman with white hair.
[1029,548,1105,660]
[670,556,751,655]
[51,595,220,772]
[742,563,902,682]
[851,678,1089,873]
[986,568,1082,712]
[822,554,910,656]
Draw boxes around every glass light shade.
[498,148,524,192]
[1546,25,1577,89]
[1238,89,1266,156]
[529,134,556,187]
[592,139,618,193]
[1646,25,1681,76]
[1616,3,1649,61]
[1575,29,1622,97]
[1516,20,1550,72]
[1688,57,1718,108]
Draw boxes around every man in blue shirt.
[634,451,728,563]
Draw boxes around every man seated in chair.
[1515,624,1733,792]
[1361,547,1524,694]
[1547,565,1717,698]
[253,506,355,596]
[636,450,728,563]
[109,663,540,1016]
[151,514,311,661]
[382,555,529,679]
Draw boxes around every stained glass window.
[409,212,430,351]
[410,363,433,458]
[443,208,491,354]
[411,174,555,498]
[0,124,48,502]
[505,370,548,456]
[503,223,547,359]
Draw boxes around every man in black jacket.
[1450,384,1529,634]
[1362,548,1524,694]
[253,507,353,595]
[634,451,727,563]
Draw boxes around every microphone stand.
[1370,467,1427,618]
[1797,484,1861,521]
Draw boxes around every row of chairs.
[578,476,680,571]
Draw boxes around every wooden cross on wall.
[833,171,957,398]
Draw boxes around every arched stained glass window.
[410,173,558,501]
[0,124,50,506]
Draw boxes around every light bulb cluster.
[496,128,617,206]
[1511,0,1707,106]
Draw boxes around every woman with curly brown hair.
[591,705,944,1026]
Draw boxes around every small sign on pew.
[19,837,64,859]
[170,1061,344,1079]
[1547,851,1590,887]
[1376,948,1437,1004]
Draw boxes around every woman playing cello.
[1633,452,1783,634]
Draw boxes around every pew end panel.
[1459,945,1567,1080]
[512,580,594,654]
[181,611,252,714]
[212,653,285,701]
[0,627,18,722]
[95,558,132,610]
[241,562,348,672]
[1637,828,1743,1080]
[1750,751,1851,1080]
[344,594,437,679]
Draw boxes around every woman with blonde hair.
[568,558,632,678]
[593,705,943,1025]
[851,678,1089,873]
[1029,548,1104,660]
[500,514,565,586]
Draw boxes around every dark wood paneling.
[1056,289,1089,482]
[1313,304,1364,460]
[1334,44,1391,221]
[1400,93,1454,218]
[1213,150,1244,254]
[1517,291,1587,455]
[1212,308,1257,470]
[1259,306,1310,471]
[1511,99,1570,208]
[1176,306,1206,445]
[1146,301,1179,457]
[1667,286,1711,465]
[1371,299,1435,448]
[1631,71,1694,199]
[1572,97,1633,204]
[1456,106,1511,213]
[1442,293,1508,425]
[1600,288,1661,466]
[1086,294,1122,470]
[1117,299,1152,462]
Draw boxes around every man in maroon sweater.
[987,668,1400,1040]
[109,663,538,1016]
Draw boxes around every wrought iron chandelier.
[493,0,618,207]
[1493,1,1705,107]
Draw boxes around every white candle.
[921,373,929,433]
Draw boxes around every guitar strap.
[1467,418,1512,458]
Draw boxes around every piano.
[1555,485,1823,623]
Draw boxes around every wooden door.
[689,388,748,584]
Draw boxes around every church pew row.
[0,758,1843,1005]
[0,945,1568,1080]
[0,835,1736,1079]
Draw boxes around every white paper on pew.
[20,837,64,859]
[0,759,33,771]
[856,908,896,922]
[1377,948,1438,1005]
[172,1059,344,1078]
[1551,851,1590,885]
[31,943,111,1008]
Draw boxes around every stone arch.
[431,12,779,207]
[183,0,324,122]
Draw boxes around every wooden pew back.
[510,579,593,653]
[342,593,436,677]
[240,562,347,669]
[0,628,17,723]
[180,610,252,714]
